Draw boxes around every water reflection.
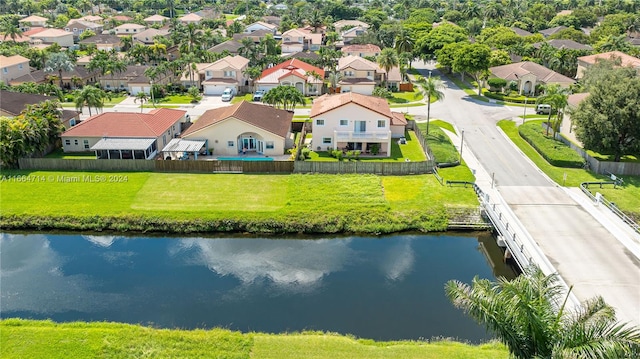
[379,236,415,281]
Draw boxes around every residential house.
[282,51,320,62]
[9,67,98,89]
[262,16,281,26]
[272,3,288,11]
[65,19,104,40]
[208,40,243,55]
[78,15,104,24]
[144,14,169,26]
[340,26,367,45]
[532,39,592,51]
[255,58,324,96]
[180,101,294,156]
[190,55,249,95]
[18,15,47,31]
[27,28,74,48]
[511,27,533,37]
[111,15,132,23]
[337,55,384,95]
[0,55,30,84]
[341,44,381,58]
[310,92,401,156]
[576,51,640,79]
[114,23,146,35]
[77,52,126,66]
[132,28,170,45]
[232,29,274,44]
[61,108,187,159]
[79,34,122,51]
[539,26,568,38]
[281,28,322,53]
[0,90,80,128]
[488,61,575,95]
[333,20,369,34]
[97,65,149,92]
[179,13,202,25]
[244,21,278,34]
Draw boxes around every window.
[65,28,69,31]
[224,70,235,77]
[73,28,77,32]
[339,119,348,126]
[2,68,7,74]
[65,139,71,145]
[227,141,234,147]
[266,141,274,149]
[322,137,332,144]
[83,139,89,149]
[74,139,79,145]
[377,120,385,128]
[315,119,324,126]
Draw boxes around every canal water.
[0,232,516,343]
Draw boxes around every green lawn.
[498,119,640,220]
[0,319,508,359]
[388,89,423,104]
[417,123,459,164]
[306,131,427,162]
[60,95,126,108]
[155,95,197,104]
[45,149,95,159]
[0,171,478,233]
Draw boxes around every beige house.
[180,101,294,156]
[183,55,249,95]
[97,65,149,92]
[78,15,104,23]
[10,67,97,89]
[280,28,322,53]
[61,108,187,159]
[144,14,169,26]
[340,26,367,45]
[341,44,381,58]
[28,28,74,48]
[18,15,48,31]
[255,59,324,96]
[333,20,370,33]
[489,61,575,95]
[310,92,405,156]
[179,13,203,25]
[79,34,122,51]
[132,28,170,45]
[65,19,104,40]
[114,23,146,35]
[0,55,30,84]
[576,51,640,79]
[244,21,278,34]
[337,55,384,95]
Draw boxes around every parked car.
[221,88,235,102]
[252,90,265,101]
[536,104,552,115]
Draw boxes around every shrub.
[331,150,344,160]
[372,86,393,99]
[518,121,585,168]
[487,78,507,91]
[301,147,311,159]
[370,143,380,155]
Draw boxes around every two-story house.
[340,26,367,45]
[27,28,74,48]
[255,58,324,96]
[113,23,146,36]
[244,21,278,34]
[179,13,202,25]
[79,34,122,51]
[280,28,322,53]
[576,51,640,79]
[333,20,370,34]
[144,14,169,26]
[18,15,48,31]
[337,55,384,95]
[310,92,405,156]
[0,55,30,84]
[65,19,104,40]
[190,55,250,95]
[341,44,381,58]
[132,28,170,45]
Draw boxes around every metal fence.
[580,182,640,234]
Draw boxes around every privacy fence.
[557,136,640,176]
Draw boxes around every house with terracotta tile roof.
[337,55,385,95]
[18,15,48,31]
[489,61,575,95]
[180,101,293,156]
[0,55,30,85]
[61,108,187,159]
[255,59,324,96]
[27,28,74,48]
[114,23,146,35]
[0,90,80,128]
[180,55,249,95]
[341,44,381,58]
[179,13,202,24]
[144,14,169,26]
[310,92,406,156]
[576,51,640,79]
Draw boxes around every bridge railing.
[580,182,640,234]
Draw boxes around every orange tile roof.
[0,55,29,67]
[310,92,392,118]
[260,58,324,79]
[578,51,640,68]
[62,108,185,138]
[391,112,407,126]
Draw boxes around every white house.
[244,21,278,34]
[337,55,384,95]
[310,92,404,156]
[113,23,146,35]
[185,55,249,95]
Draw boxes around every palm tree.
[328,70,342,93]
[0,21,23,42]
[44,52,75,89]
[537,84,569,136]
[134,92,148,113]
[377,48,399,88]
[414,75,445,137]
[446,266,640,359]
[74,85,107,116]
[243,66,263,92]
[395,30,415,68]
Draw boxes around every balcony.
[334,130,390,141]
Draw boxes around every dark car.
[252,90,265,101]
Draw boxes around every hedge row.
[518,122,585,168]
[484,91,535,104]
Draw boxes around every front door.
[240,137,257,152]
[257,140,264,154]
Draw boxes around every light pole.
[459,129,464,163]
[150,80,155,108]
[523,96,527,124]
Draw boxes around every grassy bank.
[0,319,508,359]
[0,172,478,234]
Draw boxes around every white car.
[221,88,235,102]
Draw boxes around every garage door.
[204,84,234,95]
[130,86,142,95]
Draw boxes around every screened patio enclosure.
[92,138,158,160]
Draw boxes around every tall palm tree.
[134,92,148,113]
[537,84,568,136]
[328,70,342,93]
[446,266,640,359]
[74,85,107,116]
[414,75,445,137]
[44,52,75,89]
[377,48,399,88]
[0,21,23,42]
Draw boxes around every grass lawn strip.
[0,319,508,359]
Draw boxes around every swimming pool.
[217,157,274,161]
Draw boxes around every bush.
[518,121,585,168]
[331,150,344,160]
[372,87,393,99]
[301,147,311,159]
[484,91,535,104]
[487,78,507,91]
